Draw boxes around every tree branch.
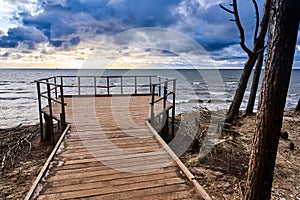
[219,4,234,14]
[255,0,271,49]
[232,0,253,56]
[252,0,260,41]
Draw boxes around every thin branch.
[255,0,271,48]
[252,0,260,41]
[219,4,234,14]
[232,0,253,56]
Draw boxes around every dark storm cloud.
[110,0,180,27]
[0,26,47,48]
[2,0,295,63]
[200,41,237,51]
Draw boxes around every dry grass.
[179,109,300,200]
[0,124,55,199]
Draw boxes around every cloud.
[0,0,264,52]
[0,0,298,69]
[0,26,47,48]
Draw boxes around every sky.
[0,0,299,69]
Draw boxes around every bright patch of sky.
[0,0,299,69]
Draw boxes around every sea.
[0,68,300,129]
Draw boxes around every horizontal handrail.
[37,84,153,88]
[151,92,175,105]
[36,75,176,145]
[35,75,171,97]
[152,79,177,86]
[35,75,159,82]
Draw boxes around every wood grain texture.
[36,96,204,199]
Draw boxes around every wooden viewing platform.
[25,75,211,200]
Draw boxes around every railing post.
[135,77,137,95]
[54,77,58,99]
[151,84,155,126]
[78,76,81,95]
[163,82,168,140]
[121,77,123,95]
[163,82,167,111]
[46,84,54,145]
[60,76,63,86]
[149,77,152,94]
[60,85,66,132]
[107,77,110,95]
[166,109,169,141]
[158,77,162,96]
[94,77,97,95]
[36,82,43,140]
[172,79,176,138]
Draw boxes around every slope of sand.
[181,110,300,200]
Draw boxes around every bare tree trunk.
[244,0,300,199]
[296,99,300,112]
[245,51,264,115]
[224,0,271,123]
[225,54,259,122]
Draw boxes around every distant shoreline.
[1,67,300,70]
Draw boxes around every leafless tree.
[220,0,271,123]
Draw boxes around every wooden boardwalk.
[27,95,210,199]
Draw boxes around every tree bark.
[296,99,300,112]
[225,53,259,122]
[225,0,271,123]
[244,0,300,199]
[245,51,264,115]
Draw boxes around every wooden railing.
[35,75,176,144]
[150,78,176,141]
[36,77,66,145]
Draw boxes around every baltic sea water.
[0,69,299,128]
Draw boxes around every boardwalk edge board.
[146,121,212,200]
[25,125,71,200]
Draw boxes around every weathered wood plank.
[38,177,186,199]
[49,167,179,187]
[33,96,207,199]
[44,171,182,194]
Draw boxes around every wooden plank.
[50,159,176,172]
[128,189,199,200]
[146,121,211,200]
[41,184,191,200]
[44,171,181,194]
[58,149,167,161]
[66,134,155,142]
[38,177,186,199]
[62,140,160,150]
[53,164,177,177]
[49,166,179,187]
[24,125,71,200]
[47,160,175,182]
[32,96,203,199]
[62,145,159,156]
[60,154,174,168]
[88,184,194,200]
